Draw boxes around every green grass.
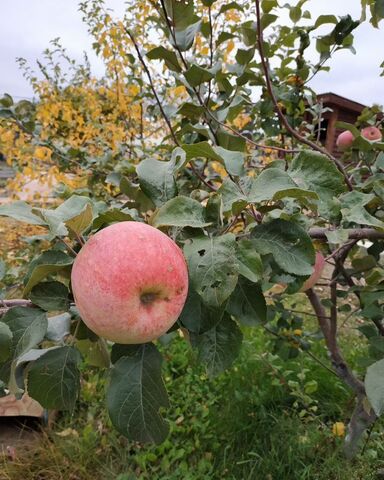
[1,328,384,480]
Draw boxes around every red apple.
[361,126,382,142]
[300,252,325,292]
[71,222,189,344]
[336,130,354,150]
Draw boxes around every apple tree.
[1,0,384,457]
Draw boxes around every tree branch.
[309,228,384,241]
[253,0,353,191]
[305,288,364,395]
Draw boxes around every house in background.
[314,92,367,157]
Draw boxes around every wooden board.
[0,394,44,418]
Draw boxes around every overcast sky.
[0,1,383,106]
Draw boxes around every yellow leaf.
[332,422,345,437]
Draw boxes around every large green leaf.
[248,168,318,203]
[92,208,136,229]
[184,64,214,87]
[38,195,94,237]
[46,313,71,342]
[136,158,177,207]
[227,277,266,326]
[107,343,169,444]
[151,196,210,228]
[163,0,194,29]
[191,315,243,376]
[2,307,47,358]
[218,177,247,213]
[179,288,226,333]
[173,20,202,51]
[182,142,223,162]
[236,239,263,282]
[23,250,73,295]
[27,346,81,410]
[214,146,245,176]
[251,219,315,275]
[288,151,346,202]
[0,322,12,363]
[184,234,239,307]
[147,46,182,72]
[0,201,46,225]
[365,358,384,416]
[30,281,70,312]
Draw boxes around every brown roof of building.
[317,92,367,114]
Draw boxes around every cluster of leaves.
[1,0,384,455]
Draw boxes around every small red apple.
[361,126,382,142]
[336,130,354,151]
[300,252,325,292]
[71,222,189,344]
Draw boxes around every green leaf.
[164,0,195,29]
[179,288,226,333]
[110,344,141,364]
[182,142,223,162]
[2,307,47,358]
[214,146,245,176]
[0,93,13,107]
[23,250,73,295]
[218,177,247,213]
[147,46,182,72]
[248,168,318,204]
[191,314,243,376]
[151,196,210,228]
[0,201,46,225]
[218,1,244,15]
[76,338,110,368]
[177,102,204,119]
[184,234,239,307]
[217,130,246,152]
[173,20,202,51]
[227,277,266,326]
[136,159,177,207]
[107,343,169,444]
[261,13,278,29]
[39,195,93,237]
[314,14,337,28]
[251,219,315,275]
[261,0,277,13]
[289,6,302,23]
[92,209,136,229]
[288,151,346,202]
[235,48,255,65]
[182,142,245,176]
[184,64,214,87]
[371,0,384,27]
[236,239,263,282]
[30,281,70,312]
[46,313,71,342]
[0,322,12,363]
[365,358,384,416]
[27,346,81,410]
[341,206,384,229]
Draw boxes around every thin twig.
[122,24,179,146]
